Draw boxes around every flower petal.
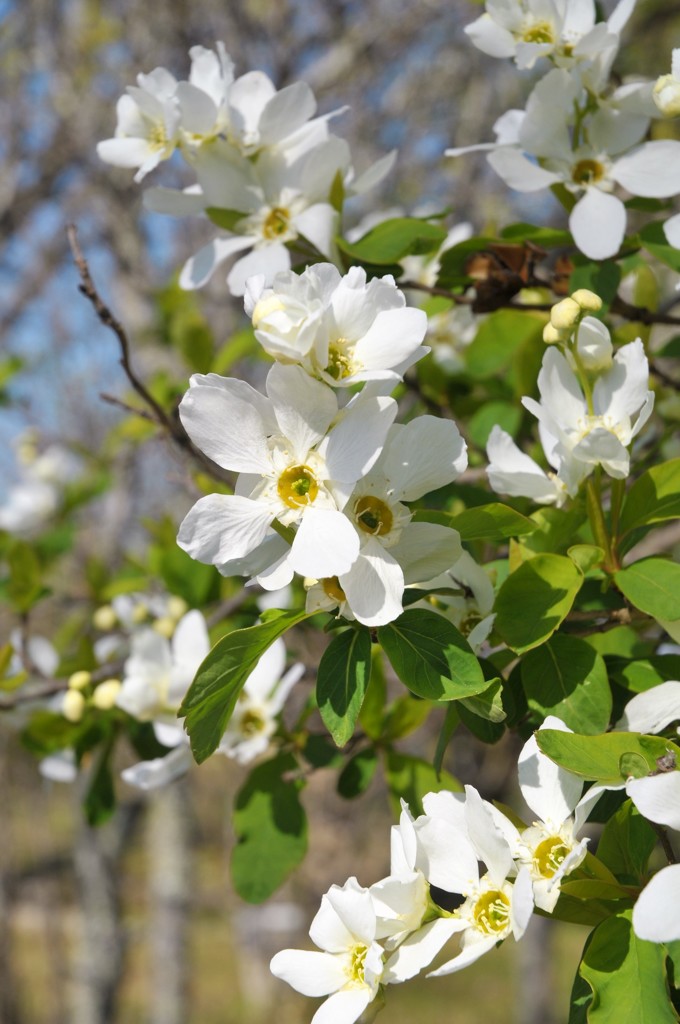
[381,417,467,501]
[384,918,465,982]
[615,681,680,733]
[518,718,583,828]
[289,508,360,579]
[569,189,626,261]
[270,949,348,997]
[633,864,680,943]
[179,378,272,473]
[339,539,404,627]
[626,772,680,831]
[613,141,680,198]
[177,494,274,565]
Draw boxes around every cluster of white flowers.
[97,43,394,294]
[177,263,467,627]
[450,0,680,259]
[48,592,303,788]
[271,718,591,1024]
[486,290,654,505]
[0,435,83,537]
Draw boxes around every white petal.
[289,508,360,579]
[339,539,404,627]
[412,816,478,893]
[227,243,292,296]
[593,339,649,425]
[326,879,377,945]
[259,82,317,144]
[179,378,271,473]
[615,681,680,733]
[324,397,397,484]
[569,189,627,260]
[39,751,77,783]
[536,347,586,428]
[626,772,680,831]
[121,746,194,791]
[613,141,680,198]
[664,212,680,248]
[294,203,338,258]
[486,149,560,192]
[176,81,217,134]
[267,364,337,461]
[180,236,254,290]
[486,426,561,504]
[270,949,348,997]
[633,865,680,943]
[464,15,516,58]
[384,918,465,982]
[353,308,427,373]
[510,867,535,939]
[464,785,513,883]
[312,988,372,1024]
[427,934,498,977]
[382,417,467,501]
[518,719,583,827]
[392,522,462,586]
[171,610,210,682]
[177,494,274,565]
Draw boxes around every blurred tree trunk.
[70,800,141,1024]
[147,779,191,1024]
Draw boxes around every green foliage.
[596,800,657,885]
[521,635,612,732]
[463,309,545,389]
[385,750,461,817]
[4,540,44,612]
[317,627,372,747]
[337,749,378,799]
[337,217,447,264]
[536,729,680,785]
[569,259,621,310]
[420,501,537,541]
[231,754,308,903]
[377,608,487,701]
[578,911,679,1023]
[619,459,680,537]
[639,220,680,273]
[494,553,583,653]
[614,559,680,621]
[179,609,311,763]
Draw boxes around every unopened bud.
[92,679,122,710]
[153,616,175,638]
[93,605,117,631]
[68,670,91,691]
[550,297,581,330]
[653,74,680,117]
[252,295,284,329]
[572,289,602,313]
[62,689,86,723]
[131,603,149,624]
[543,323,569,345]
[167,595,188,621]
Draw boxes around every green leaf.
[385,751,461,817]
[607,655,680,694]
[494,554,583,654]
[382,694,432,741]
[337,217,447,265]
[435,235,499,289]
[619,460,680,537]
[434,704,459,777]
[597,800,657,885]
[569,260,622,310]
[568,544,605,574]
[536,729,680,785]
[464,309,545,380]
[640,220,680,274]
[317,628,372,747]
[500,222,573,246]
[458,678,506,723]
[21,711,83,756]
[6,540,43,613]
[337,749,378,799]
[615,559,680,621]
[414,502,536,541]
[468,401,522,449]
[231,754,307,903]
[206,207,245,232]
[521,635,612,733]
[211,326,257,375]
[358,651,387,741]
[83,740,116,827]
[518,504,588,557]
[377,609,487,701]
[179,609,311,763]
[579,910,678,1024]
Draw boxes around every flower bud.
[251,294,285,329]
[575,316,613,371]
[131,603,149,624]
[550,297,581,330]
[153,616,175,638]
[68,670,91,691]
[92,679,122,710]
[572,289,602,313]
[62,689,86,723]
[93,605,117,631]
[653,74,680,117]
[167,595,188,621]
[543,323,569,345]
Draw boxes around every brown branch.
[100,392,158,423]
[66,224,233,485]
[652,823,677,865]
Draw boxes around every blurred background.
[1,0,678,1021]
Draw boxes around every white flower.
[464,0,635,72]
[177,363,397,586]
[419,552,497,652]
[574,316,613,372]
[97,67,181,181]
[304,417,466,627]
[615,680,680,735]
[218,638,303,764]
[245,264,428,388]
[626,770,680,833]
[522,340,654,482]
[653,49,680,117]
[448,67,680,260]
[116,610,210,739]
[270,877,386,1024]
[386,787,533,980]
[633,864,680,943]
[369,803,431,951]
[517,717,589,912]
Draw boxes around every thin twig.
[66,224,233,484]
[100,392,158,423]
[652,823,677,865]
